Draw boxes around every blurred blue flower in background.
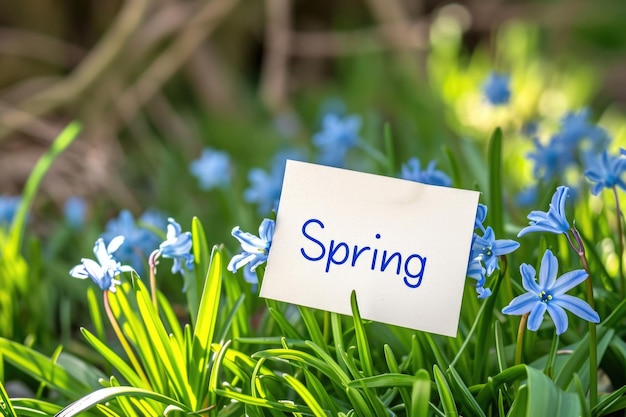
[70,236,134,292]
[526,136,573,181]
[559,109,610,150]
[228,218,275,286]
[313,113,362,167]
[518,186,571,237]
[0,195,21,226]
[139,209,168,233]
[502,249,599,335]
[100,210,162,275]
[583,150,626,195]
[482,72,511,105]
[245,149,306,215]
[516,185,538,207]
[400,158,452,187]
[64,196,87,229]
[159,218,194,275]
[189,147,231,190]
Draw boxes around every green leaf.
[506,366,581,417]
[350,291,374,377]
[433,365,458,417]
[443,145,463,188]
[283,374,328,417]
[411,369,431,417]
[0,379,18,417]
[55,387,190,417]
[191,246,223,401]
[487,127,503,237]
[348,374,417,388]
[446,366,486,417]
[9,122,81,251]
[190,217,211,326]
[297,307,328,354]
[0,338,94,398]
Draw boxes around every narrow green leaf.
[55,387,190,417]
[443,146,463,188]
[347,374,416,388]
[411,369,431,417]
[190,217,211,326]
[0,338,93,398]
[350,291,374,377]
[86,287,105,345]
[446,366,486,417]
[267,307,304,340]
[494,321,508,374]
[297,307,328,354]
[214,389,310,413]
[384,345,413,411]
[433,365,458,417]
[591,384,626,417]
[0,379,18,417]
[9,122,81,251]
[302,368,342,416]
[487,127,503,237]
[383,123,396,176]
[191,246,223,399]
[283,374,328,417]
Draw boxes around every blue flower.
[474,203,487,232]
[516,185,538,207]
[64,196,87,229]
[100,210,162,274]
[502,249,599,334]
[400,158,452,187]
[159,218,194,274]
[526,136,573,181]
[621,148,625,156]
[189,148,231,191]
[467,257,490,299]
[472,226,520,276]
[244,149,305,215]
[559,109,609,150]
[139,209,168,232]
[70,236,134,292]
[583,150,626,195]
[313,113,362,167]
[228,218,275,284]
[482,72,511,106]
[0,195,20,226]
[518,186,571,237]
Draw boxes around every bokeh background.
[1,0,626,347]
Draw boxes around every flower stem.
[148,249,160,311]
[104,291,150,386]
[514,313,528,366]
[570,226,598,408]
[613,185,625,298]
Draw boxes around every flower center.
[482,246,493,257]
[539,291,553,303]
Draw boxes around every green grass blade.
[350,291,374,377]
[297,306,328,353]
[55,387,190,417]
[9,122,81,251]
[190,217,211,326]
[0,379,18,417]
[283,373,328,417]
[433,365,458,417]
[487,127,503,237]
[446,366,486,417]
[411,369,431,417]
[191,246,223,399]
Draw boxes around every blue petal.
[520,263,540,293]
[493,239,520,256]
[107,236,125,255]
[502,292,538,315]
[546,303,568,335]
[538,249,558,290]
[259,218,275,243]
[527,302,548,331]
[553,294,600,323]
[550,269,588,295]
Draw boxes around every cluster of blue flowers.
[71,213,194,293]
[189,147,232,191]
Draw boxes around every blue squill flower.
[516,185,538,207]
[189,148,231,191]
[70,236,134,292]
[621,148,625,156]
[518,186,571,237]
[559,109,609,151]
[474,203,487,232]
[64,196,87,229]
[472,226,520,276]
[139,209,168,233]
[526,136,573,181]
[101,210,162,274]
[228,218,275,284]
[467,257,490,299]
[482,72,511,106]
[313,113,361,167]
[159,218,194,274]
[583,150,626,195]
[502,249,599,335]
[0,195,20,226]
[244,149,306,215]
[400,158,452,187]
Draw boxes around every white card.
[260,160,479,337]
